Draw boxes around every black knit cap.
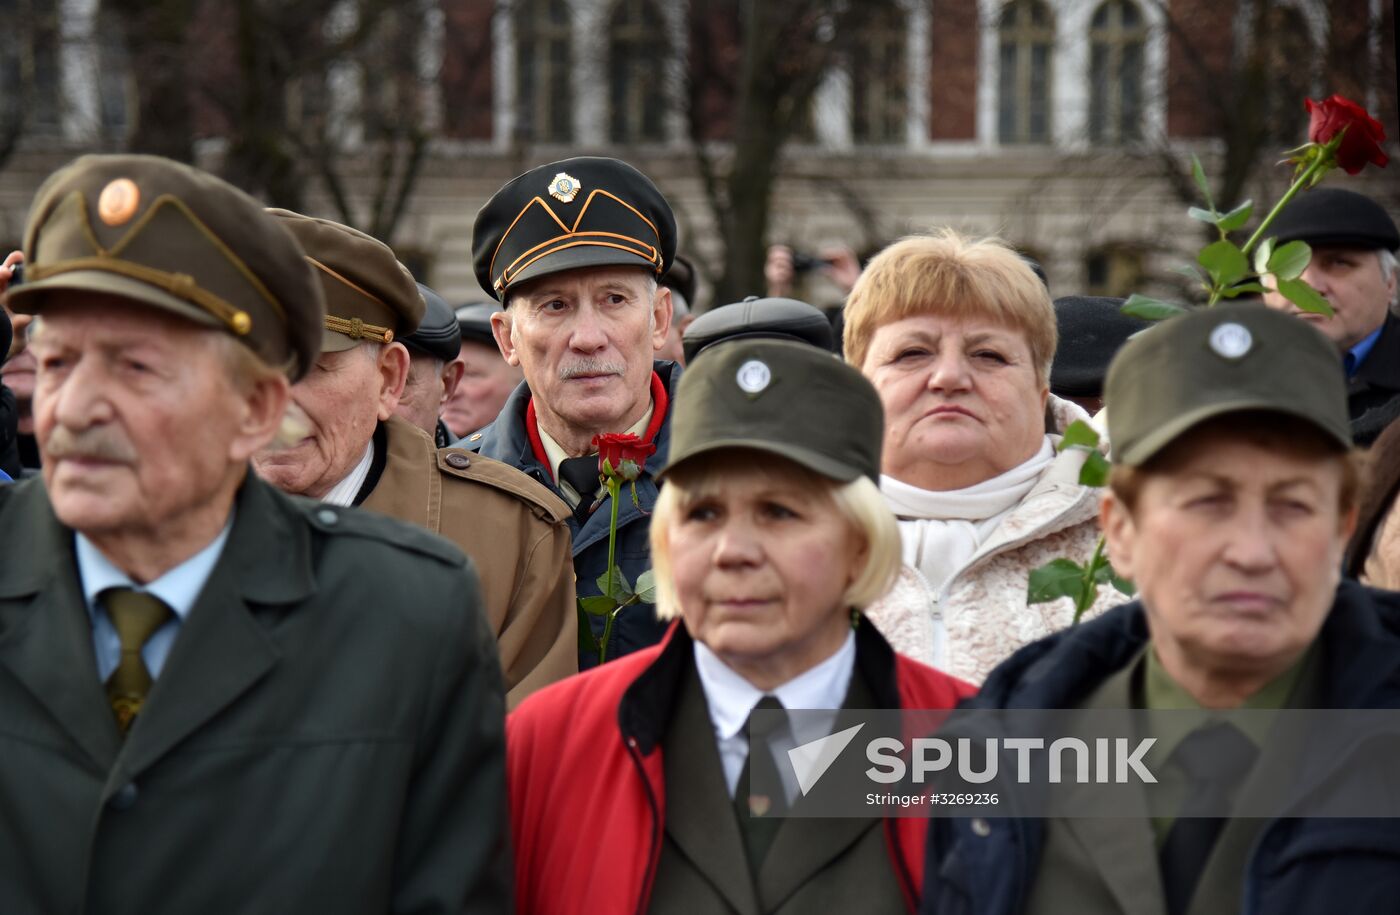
[454,302,497,347]
[1050,295,1150,398]
[473,156,677,301]
[682,295,834,363]
[1267,187,1399,252]
[401,283,462,363]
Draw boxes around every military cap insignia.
[1209,322,1252,359]
[97,178,140,226]
[547,172,582,204]
[736,359,772,394]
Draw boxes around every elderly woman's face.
[667,462,865,688]
[1103,427,1354,687]
[861,313,1047,491]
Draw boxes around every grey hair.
[1382,249,1399,311]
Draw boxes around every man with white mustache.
[462,157,681,666]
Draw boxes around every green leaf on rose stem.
[1215,199,1253,233]
[1121,295,1187,321]
[1190,153,1215,210]
[633,568,657,604]
[579,595,618,617]
[577,607,600,654]
[1109,572,1137,597]
[1079,450,1111,488]
[1058,419,1101,451]
[1187,206,1221,224]
[1028,558,1092,606]
[1170,263,1206,283]
[1267,240,1312,281]
[1252,237,1275,275]
[1277,278,1334,316]
[1198,239,1250,288]
[596,568,634,602]
[1218,282,1270,299]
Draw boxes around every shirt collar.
[1344,325,1385,377]
[694,629,856,741]
[76,508,236,624]
[537,400,654,502]
[320,440,376,507]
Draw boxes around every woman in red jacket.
[507,338,974,914]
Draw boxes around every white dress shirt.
[694,631,855,799]
[537,401,654,508]
[320,441,375,507]
[76,511,235,683]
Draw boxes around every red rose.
[593,433,656,482]
[1306,94,1389,175]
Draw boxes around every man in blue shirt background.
[1264,187,1400,445]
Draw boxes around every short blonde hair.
[649,450,902,622]
[842,229,1057,384]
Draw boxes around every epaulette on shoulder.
[301,500,468,568]
[435,448,570,524]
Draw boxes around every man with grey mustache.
[460,156,681,666]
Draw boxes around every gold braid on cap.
[25,258,253,334]
[306,256,396,344]
[490,190,663,293]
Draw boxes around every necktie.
[101,588,173,734]
[1158,721,1259,915]
[734,695,789,873]
[557,455,603,520]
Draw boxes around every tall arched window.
[1088,0,1145,143]
[998,0,1054,143]
[608,0,668,143]
[850,1,907,144]
[515,0,573,143]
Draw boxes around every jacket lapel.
[110,476,313,791]
[1061,657,1167,915]
[0,483,122,771]
[361,417,439,531]
[661,660,759,915]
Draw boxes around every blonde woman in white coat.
[845,230,1119,684]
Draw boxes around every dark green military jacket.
[0,473,511,914]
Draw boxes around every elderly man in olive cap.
[463,156,680,666]
[253,210,576,705]
[1262,187,1400,444]
[922,304,1400,915]
[0,155,510,911]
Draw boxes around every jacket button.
[971,818,991,837]
[110,783,138,811]
[316,508,339,525]
[446,452,471,469]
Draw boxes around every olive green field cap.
[1105,303,1351,466]
[660,337,883,483]
[267,209,424,353]
[10,154,324,380]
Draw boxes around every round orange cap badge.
[98,178,140,226]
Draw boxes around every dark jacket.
[1349,313,1400,446]
[507,621,975,915]
[920,582,1400,915]
[462,360,681,666]
[0,474,512,914]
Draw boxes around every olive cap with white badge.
[9,154,325,380]
[659,337,883,483]
[1105,303,1351,466]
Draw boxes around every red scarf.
[526,371,669,483]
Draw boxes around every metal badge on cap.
[98,178,140,226]
[736,359,772,394]
[1209,322,1253,359]
[548,172,581,204]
